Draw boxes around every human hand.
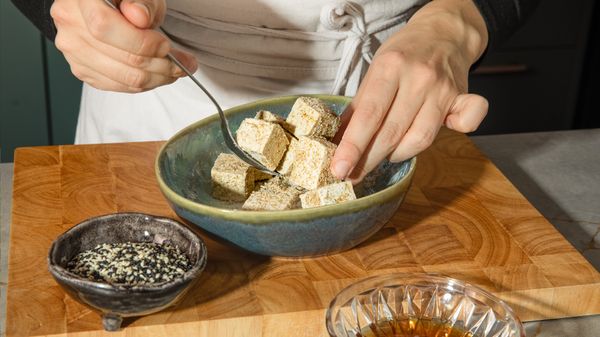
[331,0,489,182]
[50,0,198,92]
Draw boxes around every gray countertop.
[472,129,600,336]
[1,129,599,336]
[0,162,10,337]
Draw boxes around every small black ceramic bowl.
[48,212,207,331]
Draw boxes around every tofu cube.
[255,110,285,123]
[285,97,340,139]
[254,170,274,181]
[242,177,303,211]
[288,136,340,190]
[236,118,289,171]
[211,153,267,202]
[300,181,357,208]
[276,137,300,176]
[255,110,294,133]
[255,110,295,142]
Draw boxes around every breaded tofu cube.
[254,170,274,181]
[242,177,304,211]
[255,110,285,123]
[276,137,300,176]
[300,181,357,208]
[236,118,289,171]
[285,97,340,139]
[255,110,295,142]
[255,110,294,133]
[288,136,340,190]
[211,153,270,202]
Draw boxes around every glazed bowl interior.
[156,94,413,214]
[326,273,525,337]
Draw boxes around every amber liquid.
[357,318,475,337]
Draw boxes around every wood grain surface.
[6,129,600,336]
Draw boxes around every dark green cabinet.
[46,43,82,146]
[0,1,81,162]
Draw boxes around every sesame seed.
[66,242,191,286]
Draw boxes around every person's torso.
[164,0,428,87]
[76,0,429,144]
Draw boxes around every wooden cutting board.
[6,129,600,337]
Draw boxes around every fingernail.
[333,160,352,179]
[172,66,185,77]
[132,2,151,20]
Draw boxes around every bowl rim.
[155,94,417,223]
[325,272,525,337]
[47,212,208,292]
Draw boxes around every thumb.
[444,93,488,133]
[119,0,166,29]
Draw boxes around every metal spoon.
[103,0,279,176]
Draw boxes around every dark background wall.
[0,0,81,162]
[574,0,600,129]
[0,0,598,162]
[470,0,597,135]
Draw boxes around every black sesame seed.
[66,242,191,286]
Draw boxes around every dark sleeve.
[10,0,56,41]
[472,0,541,49]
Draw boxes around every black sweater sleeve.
[472,0,541,49]
[12,0,540,47]
[10,0,56,41]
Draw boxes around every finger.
[87,2,197,76]
[170,48,199,73]
[94,38,191,77]
[79,0,170,57]
[332,103,353,144]
[81,12,197,78]
[68,39,178,90]
[120,0,166,29]
[331,68,399,179]
[387,98,444,164]
[345,85,426,182]
[444,94,488,133]
[65,55,145,92]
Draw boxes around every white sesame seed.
[66,242,191,286]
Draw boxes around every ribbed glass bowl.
[326,274,525,337]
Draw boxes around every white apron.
[75,0,428,144]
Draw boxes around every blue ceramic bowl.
[155,95,416,257]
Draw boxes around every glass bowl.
[326,273,525,337]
